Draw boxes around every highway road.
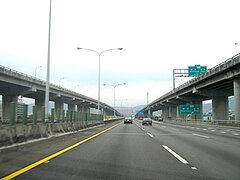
[1,119,240,180]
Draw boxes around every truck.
[137,112,144,120]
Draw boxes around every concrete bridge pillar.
[148,108,152,118]
[234,78,240,120]
[212,96,229,120]
[168,106,172,119]
[55,100,64,121]
[2,95,18,121]
[171,106,177,120]
[35,98,45,121]
[78,105,90,113]
[55,100,64,111]
[162,107,168,120]
[68,104,75,111]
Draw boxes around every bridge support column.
[35,98,45,121]
[2,95,18,122]
[78,105,90,113]
[55,100,64,121]
[234,78,240,120]
[148,108,152,118]
[212,96,229,120]
[68,104,74,111]
[162,107,168,120]
[171,106,177,120]
[168,106,172,119]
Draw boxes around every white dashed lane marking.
[162,145,189,164]
[147,132,154,138]
[192,133,209,139]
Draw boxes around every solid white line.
[147,132,154,138]
[162,145,189,164]
[192,133,209,139]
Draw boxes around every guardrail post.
[23,104,28,125]
[9,102,16,125]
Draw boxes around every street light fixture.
[77,47,123,114]
[35,66,42,78]
[104,83,126,116]
[59,77,64,87]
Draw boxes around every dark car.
[124,117,133,124]
[142,118,152,126]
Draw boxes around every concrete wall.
[0,120,102,147]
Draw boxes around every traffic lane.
[157,120,240,139]
[137,120,240,180]
[0,121,121,178]
[153,120,240,148]
[143,120,240,179]
[16,121,201,180]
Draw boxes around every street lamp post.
[44,0,52,122]
[104,83,126,116]
[59,77,64,87]
[35,66,42,78]
[77,47,123,114]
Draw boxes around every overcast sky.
[0,0,240,107]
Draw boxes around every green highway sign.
[188,65,207,76]
[180,104,201,115]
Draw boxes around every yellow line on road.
[1,123,120,180]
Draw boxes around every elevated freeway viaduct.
[0,65,120,122]
[140,53,240,121]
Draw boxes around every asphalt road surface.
[1,119,240,180]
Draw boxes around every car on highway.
[154,116,163,121]
[124,117,133,124]
[142,118,152,126]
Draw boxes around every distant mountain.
[132,105,146,114]
[115,107,134,116]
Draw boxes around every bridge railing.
[0,64,117,112]
[0,64,97,102]
[176,53,240,92]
